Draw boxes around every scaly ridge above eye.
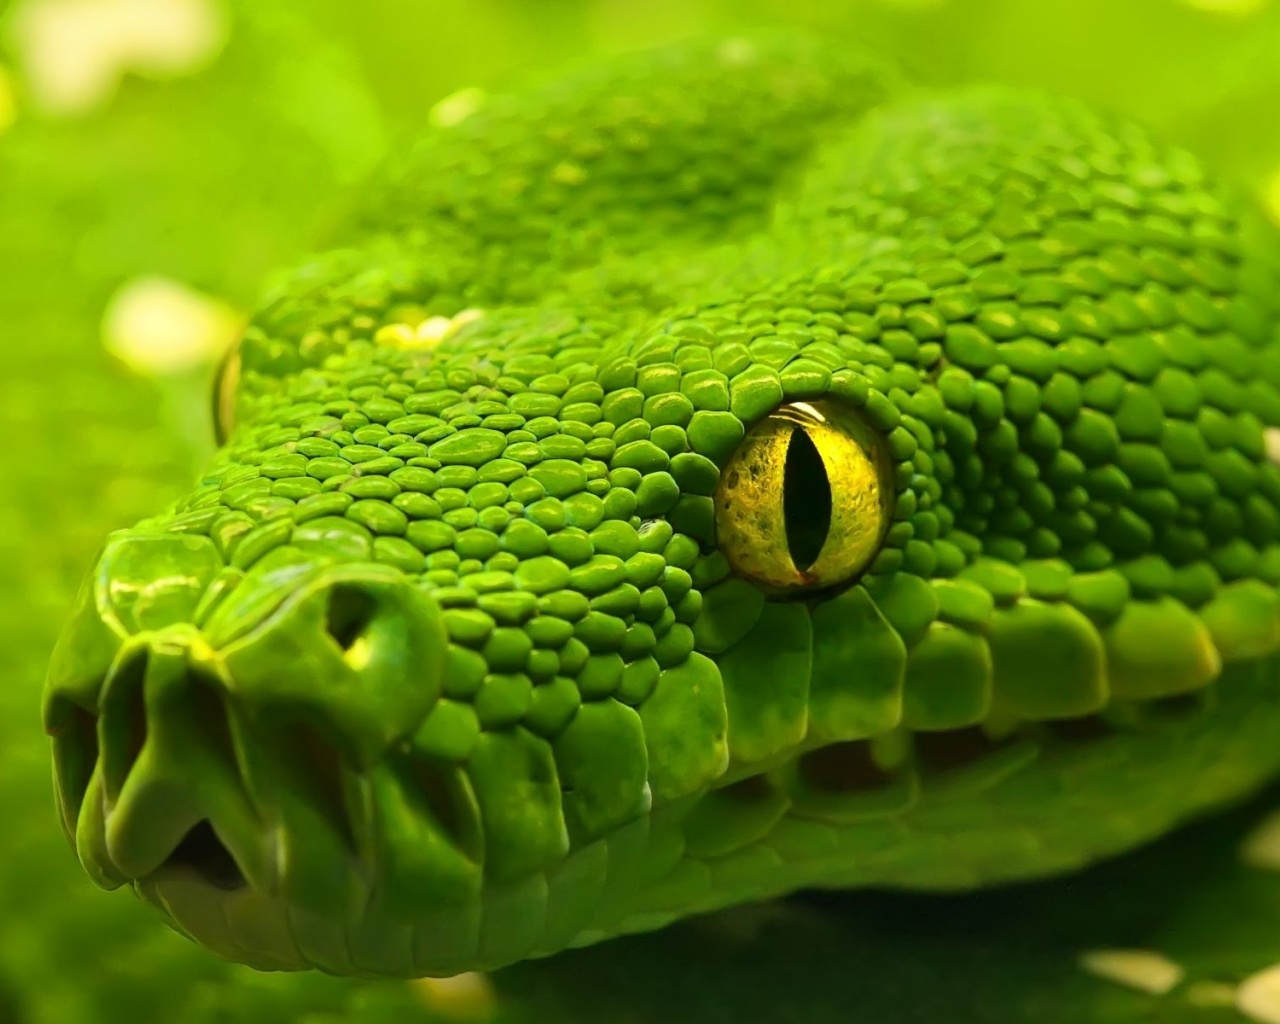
[212,337,241,445]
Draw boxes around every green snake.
[41,33,1280,978]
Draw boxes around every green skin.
[41,34,1280,978]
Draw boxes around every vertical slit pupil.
[783,427,833,572]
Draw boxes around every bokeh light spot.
[102,276,242,376]
[430,86,487,128]
[8,0,228,115]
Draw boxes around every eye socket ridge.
[212,339,242,446]
[713,399,894,595]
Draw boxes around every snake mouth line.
[688,689,1218,857]
[53,636,1222,891]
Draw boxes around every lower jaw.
[134,813,655,977]
[139,868,494,976]
[132,654,1280,977]
[643,652,1280,929]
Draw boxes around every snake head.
[42,393,724,975]
[41,36,1280,977]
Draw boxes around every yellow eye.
[714,400,894,594]
[212,339,241,445]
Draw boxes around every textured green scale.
[639,654,728,802]
[467,728,569,882]
[412,699,481,761]
[634,472,680,516]
[1104,598,1220,698]
[863,574,939,647]
[729,366,785,422]
[687,410,746,461]
[553,700,650,841]
[988,601,1107,719]
[39,34,1280,987]
[902,623,993,730]
[692,578,765,654]
[681,778,792,859]
[717,603,812,764]
[1200,580,1280,661]
[807,587,907,742]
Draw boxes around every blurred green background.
[6,1,1280,1021]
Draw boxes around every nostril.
[99,653,148,802]
[164,820,246,891]
[325,584,378,652]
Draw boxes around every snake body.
[42,35,1280,976]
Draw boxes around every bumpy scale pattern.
[54,36,1280,975]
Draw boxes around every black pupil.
[783,427,833,572]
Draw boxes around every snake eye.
[212,338,241,445]
[714,399,894,595]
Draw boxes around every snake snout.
[46,545,455,945]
